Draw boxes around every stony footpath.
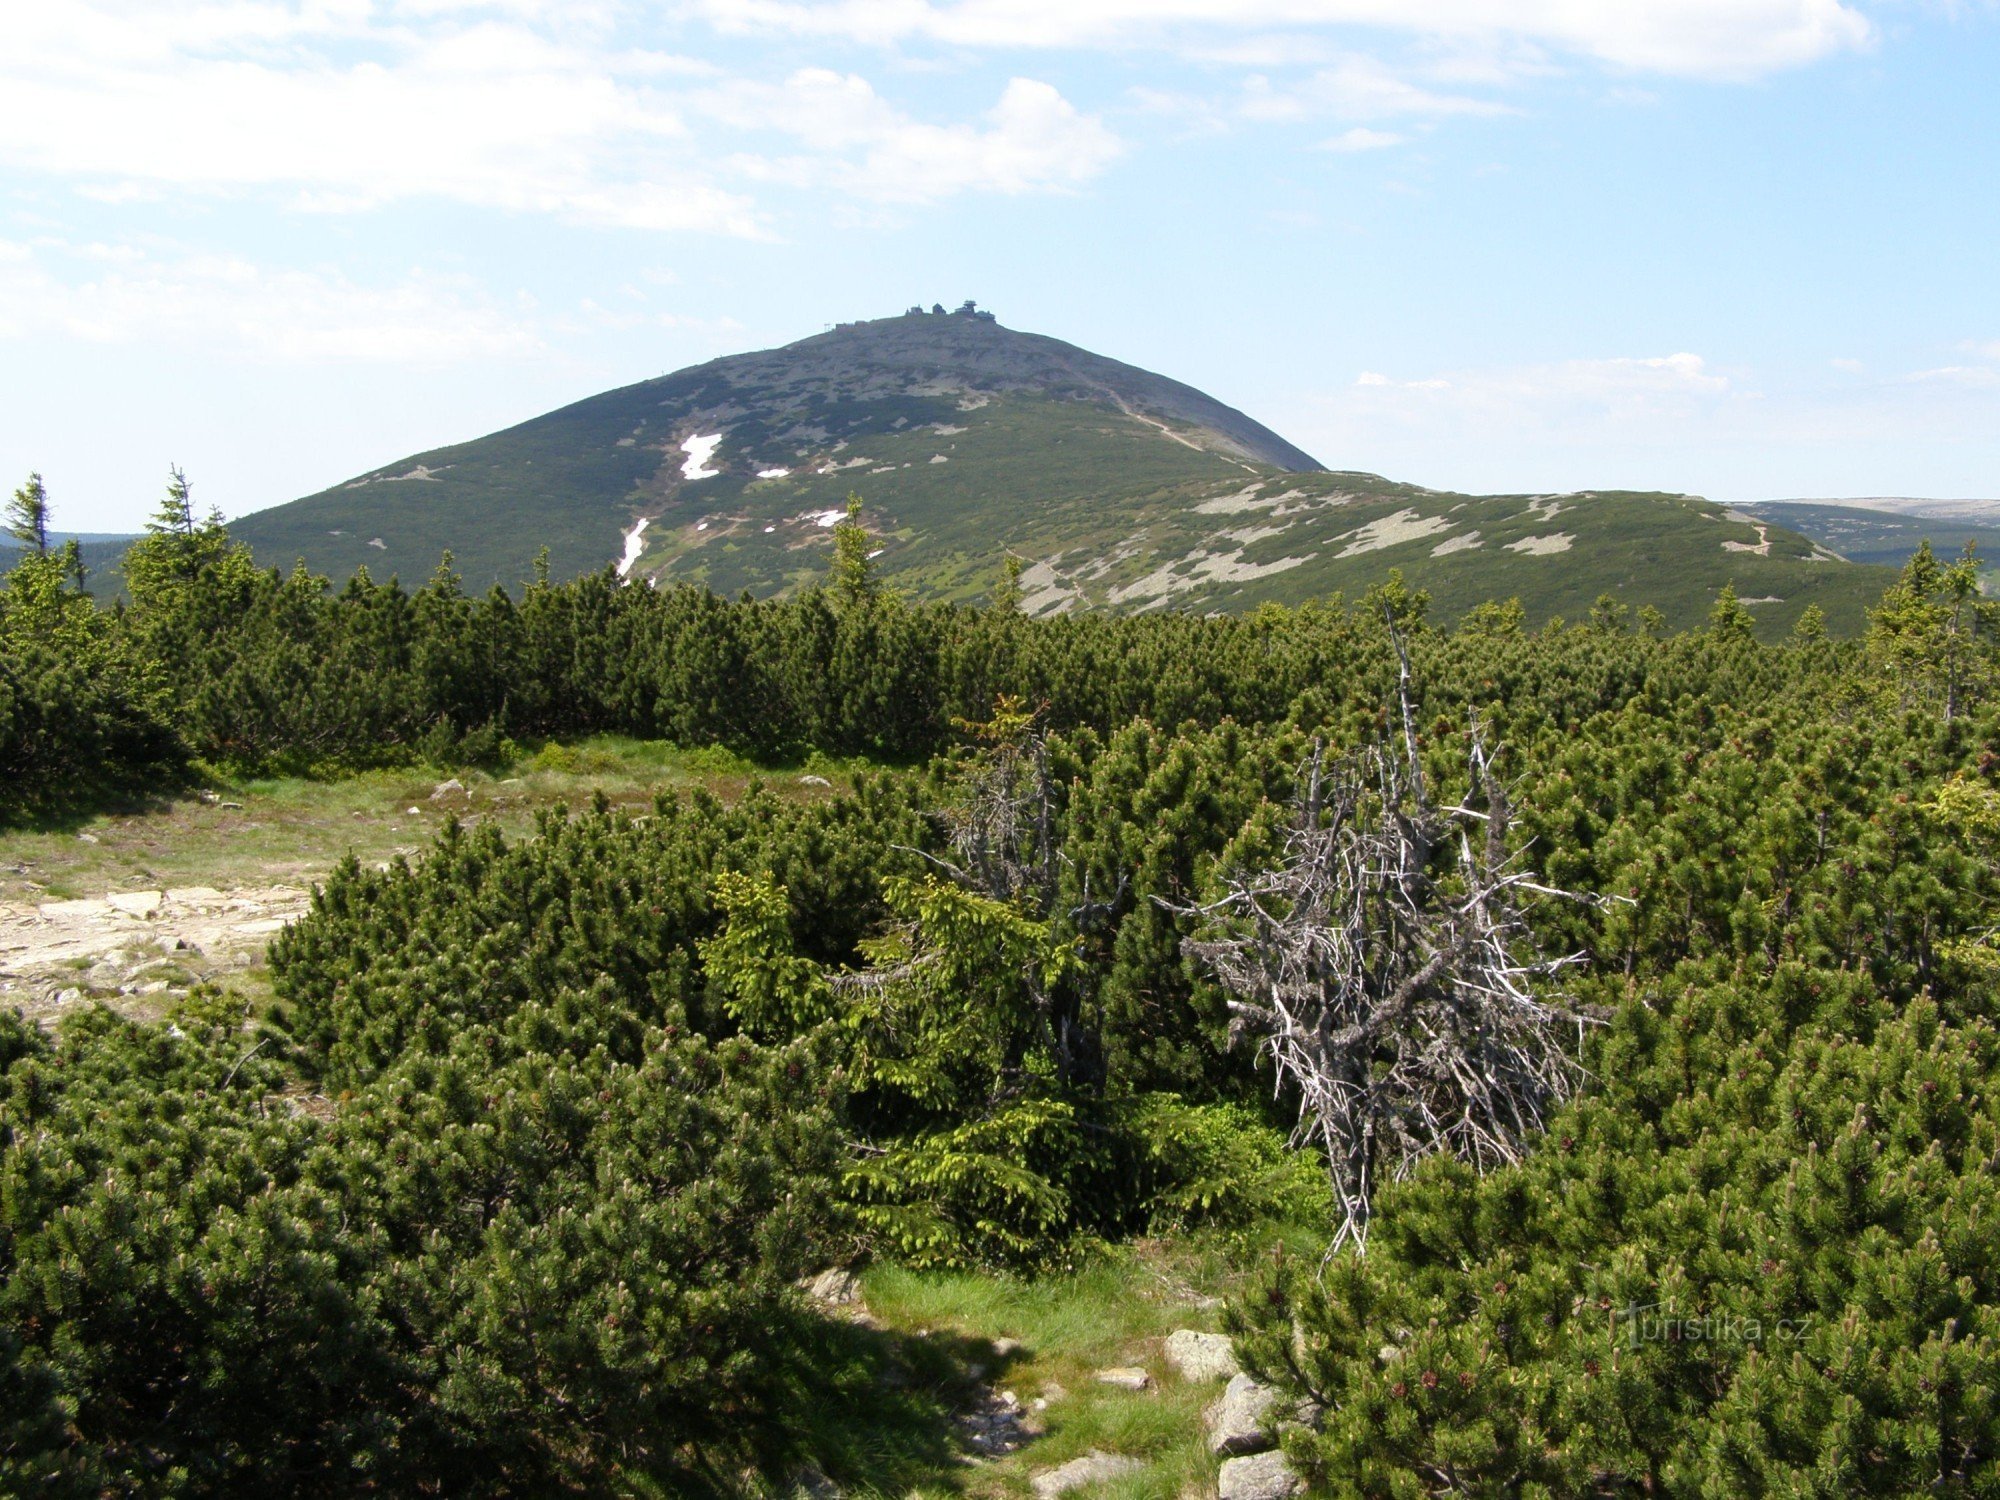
[0,883,310,1022]
[801,1265,1311,1500]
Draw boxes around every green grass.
[0,735,880,908]
[835,1230,1313,1500]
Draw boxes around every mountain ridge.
[226,309,1900,636]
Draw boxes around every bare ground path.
[0,740,845,1026]
[0,885,312,1024]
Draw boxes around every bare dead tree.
[1167,669,1609,1252]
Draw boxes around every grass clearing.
[848,1230,1309,1500]
[1,737,889,1024]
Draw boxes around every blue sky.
[3,0,1997,532]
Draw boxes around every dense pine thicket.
[8,474,2000,1494]
[0,474,1893,822]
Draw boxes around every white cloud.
[687,0,1872,79]
[1961,339,2000,361]
[703,72,1121,200]
[1242,57,1514,122]
[0,4,757,232]
[0,239,544,363]
[1907,365,2000,388]
[1349,352,1731,414]
[1321,126,1406,152]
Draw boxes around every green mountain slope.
[230,308,1898,635]
[1735,500,2000,577]
[231,307,1310,593]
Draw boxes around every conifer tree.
[5,472,49,553]
[830,493,876,608]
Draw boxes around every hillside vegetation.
[224,311,1897,633]
[7,474,2000,1495]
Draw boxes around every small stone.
[431,779,466,799]
[992,1336,1025,1358]
[801,1268,863,1308]
[406,806,422,815]
[1165,1329,1239,1382]
[1209,1373,1279,1456]
[217,801,244,810]
[1040,1381,1068,1404]
[791,1464,841,1500]
[1217,1449,1302,1500]
[1094,1367,1151,1391]
[799,774,832,787]
[1031,1451,1144,1499]
[76,833,99,844]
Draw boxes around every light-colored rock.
[801,1267,862,1308]
[1165,1328,1239,1382]
[992,1336,1024,1358]
[1217,1449,1301,1500]
[799,774,833,787]
[1209,1373,1279,1456]
[431,778,466,799]
[1031,1450,1144,1498]
[1093,1366,1151,1391]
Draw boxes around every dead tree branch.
[1166,679,1614,1252]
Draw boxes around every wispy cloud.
[0,6,761,232]
[0,237,545,363]
[0,2,1118,235]
[700,71,1121,200]
[1321,126,1405,152]
[685,0,1873,79]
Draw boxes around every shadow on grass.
[0,779,189,836]
[743,1309,1034,1498]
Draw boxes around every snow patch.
[929,454,949,464]
[680,433,722,481]
[811,509,846,528]
[756,467,791,479]
[1505,532,1574,555]
[617,518,649,579]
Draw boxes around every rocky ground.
[0,883,311,1024]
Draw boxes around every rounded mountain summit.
[231,305,1893,634]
